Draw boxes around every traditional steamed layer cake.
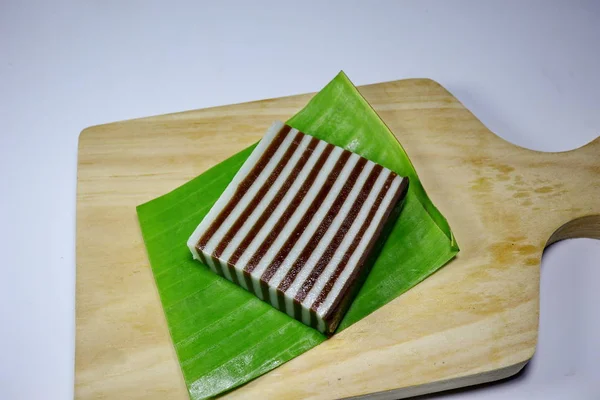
[188,121,408,334]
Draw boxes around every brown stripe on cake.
[206,264,225,277]
[305,306,321,331]
[226,263,240,284]
[242,269,253,293]
[275,287,286,310]
[277,158,369,293]
[228,136,321,266]
[293,164,383,303]
[293,298,303,320]
[309,307,318,329]
[310,172,398,311]
[210,257,226,277]
[196,251,208,266]
[198,252,224,278]
[212,130,304,259]
[257,150,352,281]
[320,177,409,327]
[216,256,240,285]
[271,289,305,321]
[195,124,292,251]
[258,278,270,301]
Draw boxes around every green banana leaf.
[137,71,459,399]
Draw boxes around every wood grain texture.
[75,79,600,399]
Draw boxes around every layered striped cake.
[188,121,408,334]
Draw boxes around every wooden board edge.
[349,360,530,400]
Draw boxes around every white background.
[1,1,599,399]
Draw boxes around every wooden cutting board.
[75,79,600,399]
